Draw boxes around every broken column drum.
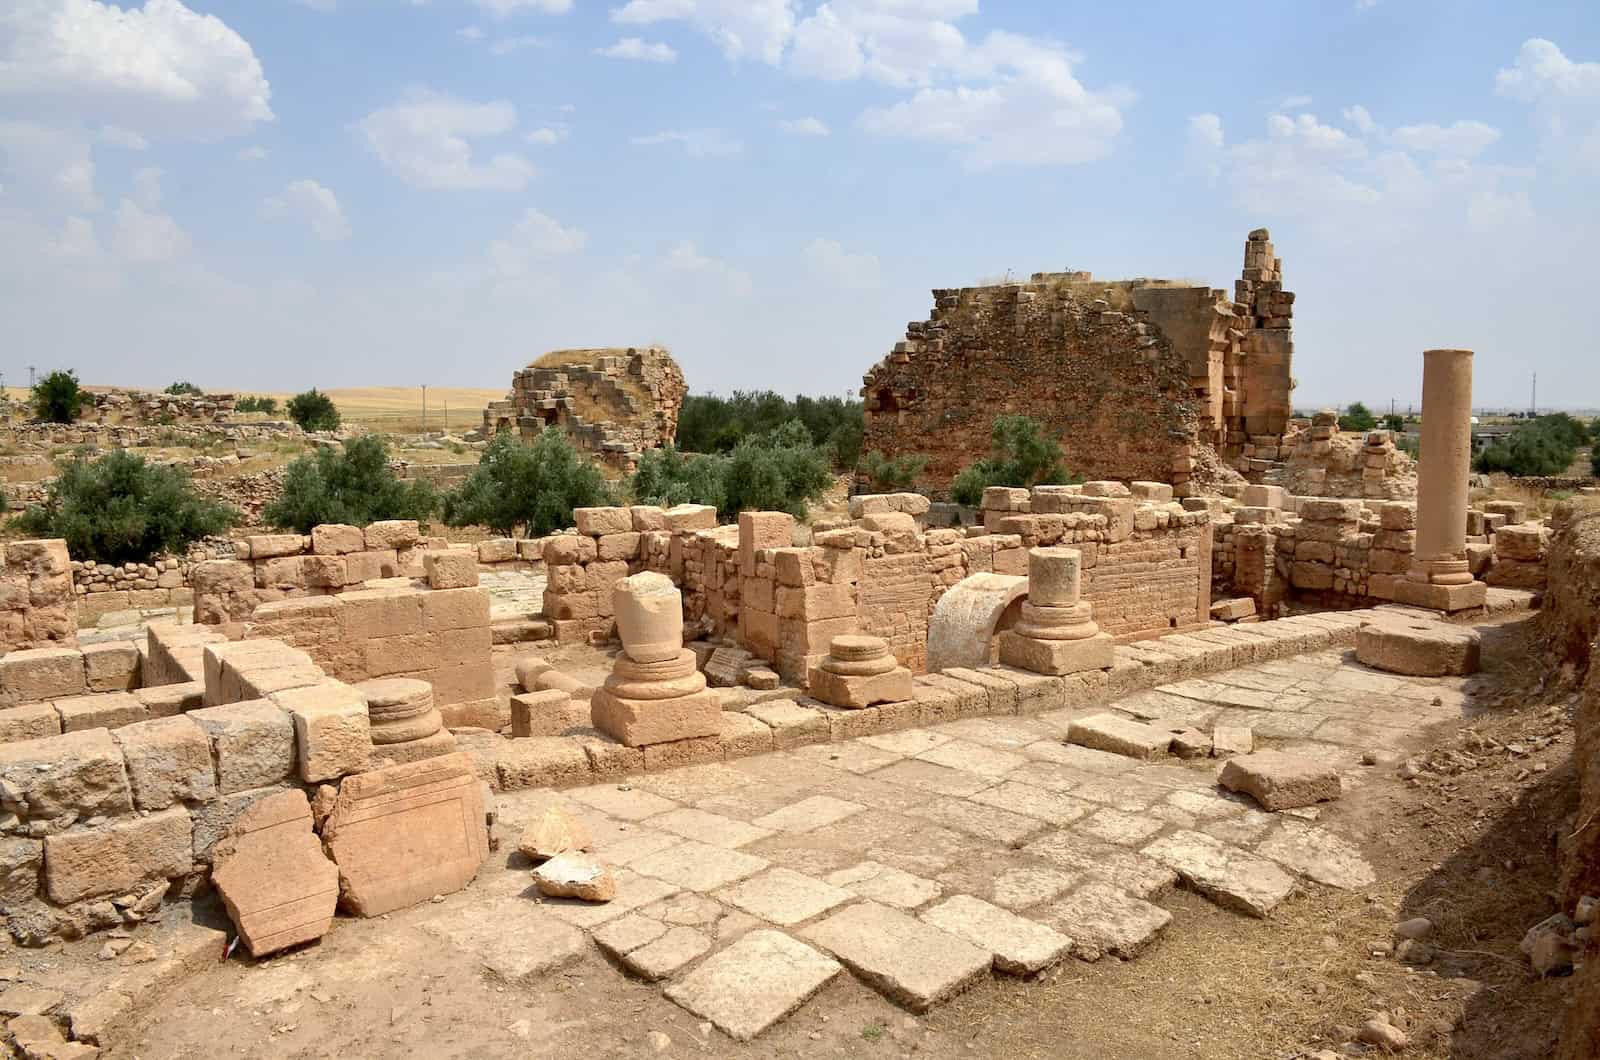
[591,572,720,747]
[808,635,912,709]
[998,547,1114,675]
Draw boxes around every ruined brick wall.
[483,346,687,472]
[1276,418,1417,499]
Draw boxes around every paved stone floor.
[479,569,547,623]
[459,646,1468,1040]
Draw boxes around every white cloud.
[0,0,273,140]
[0,121,100,209]
[457,25,485,40]
[99,126,148,150]
[631,128,744,157]
[262,179,351,241]
[790,0,971,87]
[596,38,678,63]
[612,0,794,64]
[473,0,572,16]
[237,145,267,161]
[804,238,878,289]
[295,0,337,10]
[113,197,187,261]
[665,240,752,295]
[486,208,585,277]
[1342,104,1376,135]
[525,126,567,145]
[49,216,102,260]
[490,34,546,55]
[1389,120,1500,158]
[1277,94,1313,110]
[778,116,830,136]
[356,91,536,190]
[1496,39,1600,173]
[131,166,163,209]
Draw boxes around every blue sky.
[1,1,1597,410]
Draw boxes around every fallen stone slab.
[1256,822,1376,890]
[532,851,615,902]
[1211,725,1253,758]
[665,929,842,1041]
[517,807,591,863]
[801,901,991,1011]
[919,894,1071,975]
[1141,830,1295,918]
[321,752,488,916]
[1355,616,1480,676]
[1038,881,1171,961]
[1219,751,1341,811]
[1066,713,1172,760]
[620,925,711,981]
[420,896,587,982]
[212,789,339,957]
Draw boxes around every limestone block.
[663,504,718,531]
[596,532,641,562]
[301,555,348,588]
[807,666,912,709]
[1493,523,1546,561]
[997,631,1113,676]
[1027,547,1082,607]
[1355,617,1480,676]
[212,789,339,957]
[188,700,297,793]
[421,586,491,632]
[113,716,216,810]
[511,689,582,738]
[43,805,192,904]
[1066,713,1172,759]
[190,559,254,595]
[423,550,478,590]
[477,538,517,564]
[1391,578,1486,612]
[244,534,304,560]
[344,549,399,583]
[1241,485,1285,508]
[311,524,365,556]
[613,572,684,664]
[81,642,139,693]
[272,681,372,783]
[542,534,597,566]
[630,505,667,532]
[739,512,796,572]
[321,752,488,916]
[0,703,61,742]
[54,692,147,733]
[573,507,632,536]
[0,838,41,906]
[1,648,85,703]
[591,688,720,748]
[1219,751,1340,811]
[255,556,306,589]
[0,728,133,820]
[364,520,421,551]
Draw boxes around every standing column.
[1395,349,1487,612]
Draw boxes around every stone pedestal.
[1396,349,1485,612]
[808,635,912,709]
[591,573,719,747]
[998,547,1113,675]
[358,677,456,765]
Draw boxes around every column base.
[1391,578,1487,613]
[997,630,1114,675]
[807,665,913,709]
[591,688,721,747]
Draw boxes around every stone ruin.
[481,346,687,472]
[861,230,1299,498]
[0,387,239,427]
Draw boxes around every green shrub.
[1382,414,1405,432]
[631,445,727,511]
[236,395,279,415]
[164,382,202,396]
[949,415,1070,506]
[675,391,863,468]
[31,370,85,424]
[444,430,612,537]
[1473,415,1583,477]
[861,450,927,492]
[1338,402,1377,433]
[11,451,237,564]
[721,420,833,519]
[286,389,341,432]
[263,436,438,533]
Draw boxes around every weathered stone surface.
[801,901,991,1011]
[321,752,488,916]
[808,665,913,710]
[0,648,85,703]
[518,807,591,863]
[590,686,720,748]
[1211,725,1254,757]
[0,704,61,743]
[825,861,941,909]
[998,630,1115,675]
[43,806,191,903]
[752,795,863,834]
[0,728,132,821]
[1039,881,1171,960]
[212,789,339,956]
[1355,617,1480,676]
[53,691,146,733]
[1219,751,1341,811]
[620,925,710,980]
[715,867,853,926]
[665,929,840,1041]
[272,680,372,783]
[532,851,616,902]
[188,700,295,793]
[1067,713,1172,759]
[423,549,478,590]
[113,716,216,810]
[1142,830,1295,917]
[920,894,1071,974]
[420,896,587,981]
[926,573,1028,672]
[631,840,768,892]
[1256,823,1376,890]
[81,642,139,693]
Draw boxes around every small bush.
[950,415,1069,506]
[1338,402,1377,433]
[11,450,238,564]
[721,420,833,519]
[861,450,927,492]
[631,445,727,512]
[164,382,202,396]
[236,395,279,415]
[286,389,341,432]
[1473,415,1583,477]
[31,370,85,424]
[1382,414,1406,433]
[263,436,438,533]
[444,430,612,537]
[675,391,864,468]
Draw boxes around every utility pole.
[421,385,427,436]
[1530,372,1536,417]
[26,365,36,388]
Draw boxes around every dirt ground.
[61,614,1574,1060]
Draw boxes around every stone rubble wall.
[0,420,303,454]
[0,540,77,654]
[1266,418,1417,499]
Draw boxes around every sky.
[1,1,1597,411]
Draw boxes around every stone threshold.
[460,592,1536,794]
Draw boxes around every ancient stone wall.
[482,346,687,472]
[0,540,77,653]
[1270,418,1417,499]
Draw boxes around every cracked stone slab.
[801,901,992,1012]
[540,868,681,930]
[715,867,855,926]
[1023,830,1178,899]
[915,739,1027,778]
[825,861,942,910]
[751,795,864,833]
[591,913,668,957]
[1256,823,1376,890]
[935,854,1080,912]
[1075,809,1165,847]
[1038,881,1171,961]
[1066,713,1173,760]
[648,807,773,848]
[919,894,1072,975]
[569,784,679,821]
[1218,751,1342,811]
[631,839,769,892]
[905,796,1048,846]
[664,929,842,1041]
[421,896,587,981]
[1141,830,1296,918]
[969,780,1095,825]
[621,925,712,981]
